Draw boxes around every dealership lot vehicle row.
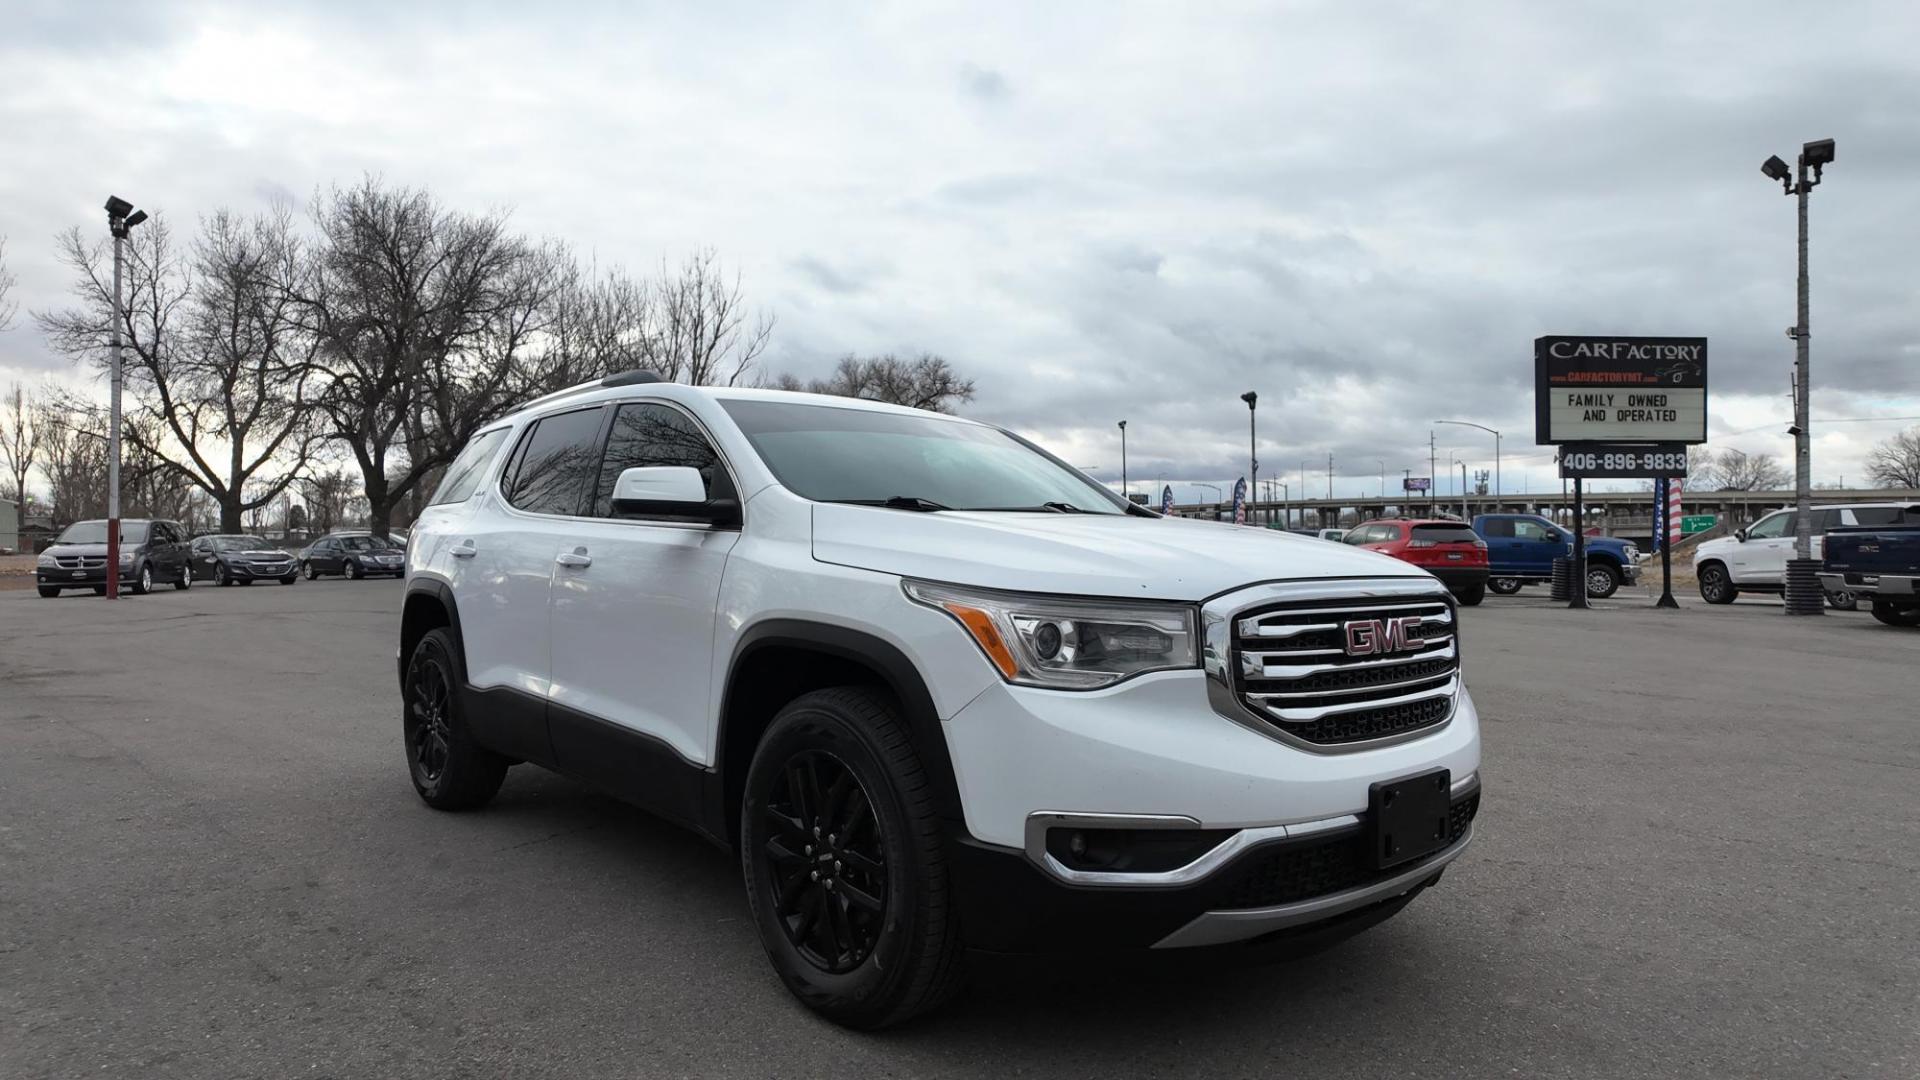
[2,580,1915,1077]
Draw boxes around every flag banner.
[1160,485,1174,514]
[1232,477,1247,525]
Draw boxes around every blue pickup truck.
[1472,513,1640,599]
[1818,508,1920,627]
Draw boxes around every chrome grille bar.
[1249,676,1459,722]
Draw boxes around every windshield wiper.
[1041,501,1086,513]
[830,496,952,512]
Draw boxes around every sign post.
[1538,335,1708,609]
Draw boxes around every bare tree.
[36,210,321,533]
[1866,426,1920,489]
[785,353,976,412]
[1714,449,1788,491]
[0,234,17,331]
[1,381,40,506]
[651,248,772,387]
[34,395,107,522]
[517,246,655,393]
[300,468,357,535]
[287,177,543,538]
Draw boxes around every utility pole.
[1118,420,1128,504]
[1762,138,1832,616]
[1326,453,1333,500]
[1428,431,1437,515]
[103,196,148,600]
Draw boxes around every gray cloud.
[3,0,1917,500]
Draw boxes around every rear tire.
[1824,589,1858,612]
[741,687,966,1029]
[37,585,60,598]
[1697,562,1737,605]
[1870,602,1920,628]
[1487,577,1523,595]
[402,628,509,810]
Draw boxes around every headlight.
[1624,545,1640,561]
[904,580,1197,689]
[37,553,56,567]
[119,553,134,567]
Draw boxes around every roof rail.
[514,369,668,414]
[601,369,665,387]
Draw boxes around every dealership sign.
[1534,336,1707,445]
[1403,476,1431,492]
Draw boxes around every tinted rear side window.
[1852,506,1920,526]
[1411,524,1480,544]
[431,427,511,506]
[503,407,606,516]
[592,403,732,517]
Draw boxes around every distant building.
[0,497,18,554]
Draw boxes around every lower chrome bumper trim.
[1151,824,1475,949]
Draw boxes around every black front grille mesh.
[1223,790,1479,909]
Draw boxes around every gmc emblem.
[1344,616,1424,657]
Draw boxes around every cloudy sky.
[3,0,1917,503]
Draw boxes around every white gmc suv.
[399,371,1483,1027]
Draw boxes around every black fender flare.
[399,577,466,689]
[713,619,965,840]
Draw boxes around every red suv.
[1344,518,1489,605]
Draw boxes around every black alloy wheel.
[302,560,318,580]
[1824,588,1858,612]
[741,687,966,1028]
[408,654,455,786]
[1697,562,1737,605]
[216,563,231,586]
[402,628,508,809]
[761,750,889,974]
[347,559,363,580]
[130,564,153,595]
[174,562,191,590]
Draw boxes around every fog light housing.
[1044,825,1234,874]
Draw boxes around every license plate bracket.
[1369,768,1452,869]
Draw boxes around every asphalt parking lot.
[2,580,1915,1078]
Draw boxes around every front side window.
[593,403,732,517]
[1747,512,1793,539]
[1513,519,1556,542]
[1812,509,1843,534]
[719,399,1126,514]
[431,427,511,506]
[503,407,606,516]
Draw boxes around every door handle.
[555,549,592,569]
[450,541,478,559]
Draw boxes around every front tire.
[302,561,318,580]
[741,687,966,1029]
[1824,589,1858,612]
[346,559,363,580]
[1697,562,1737,605]
[1453,584,1485,606]
[1488,577,1523,595]
[174,563,192,590]
[216,564,232,587]
[37,585,60,598]
[1870,602,1920,628]
[1585,562,1621,599]
[402,628,509,810]
[280,575,298,585]
[129,563,153,595]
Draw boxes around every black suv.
[36,519,193,597]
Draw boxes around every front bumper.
[950,777,1479,952]
[223,560,297,580]
[38,566,115,586]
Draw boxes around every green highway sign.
[1680,515,1717,534]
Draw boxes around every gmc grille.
[1231,593,1457,747]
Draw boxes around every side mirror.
[610,466,739,526]
[1734,528,1747,542]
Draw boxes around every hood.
[43,542,117,558]
[810,506,1430,601]
[222,548,290,559]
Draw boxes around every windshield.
[720,399,1126,514]
[337,536,393,551]
[209,537,262,552]
[56,521,149,545]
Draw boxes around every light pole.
[1375,459,1386,500]
[1117,421,1128,503]
[1435,420,1499,508]
[1299,460,1312,528]
[1448,452,1469,519]
[103,196,148,601]
[1240,391,1258,526]
[1762,138,1834,616]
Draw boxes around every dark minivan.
[35,518,193,598]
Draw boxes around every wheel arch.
[713,620,963,849]
[400,578,465,690]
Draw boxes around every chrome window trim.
[1203,577,1460,754]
